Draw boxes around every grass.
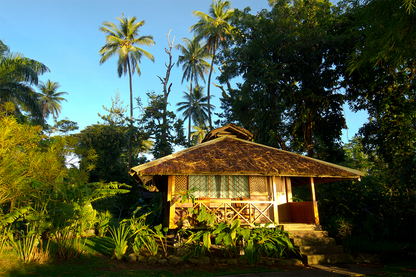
[0,250,280,277]
[0,236,282,277]
[345,236,414,254]
[375,263,416,277]
[1,236,415,277]
[344,236,416,277]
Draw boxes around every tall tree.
[345,0,416,72]
[99,14,155,168]
[98,91,128,127]
[190,122,209,145]
[343,36,415,210]
[37,79,68,119]
[191,0,234,129]
[138,91,187,159]
[0,40,49,123]
[175,36,210,143]
[157,30,175,156]
[76,124,129,183]
[217,0,346,160]
[176,84,215,128]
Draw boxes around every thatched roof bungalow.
[130,124,365,229]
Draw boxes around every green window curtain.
[229,176,249,198]
[189,175,209,198]
[189,175,249,198]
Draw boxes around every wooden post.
[286,177,293,202]
[168,176,177,229]
[310,177,320,225]
[275,177,286,204]
[272,176,279,224]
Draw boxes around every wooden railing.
[278,201,317,224]
[180,199,276,227]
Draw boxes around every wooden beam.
[275,177,287,204]
[286,177,293,202]
[167,175,173,201]
[168,176,177,229]
[310,177,320,225]
[310,177,316,201]
[272,176,279,224]
[313,201,320,225]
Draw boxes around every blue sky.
[1,0,367,145]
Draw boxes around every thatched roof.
[202,123,253,142]
[129,136,365,185]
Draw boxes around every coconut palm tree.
[37,80,68,119]
[191,0,234,129]
[176,36,210,143]
[176,84,215,131]
[0,40,49,123]
[190,122,209,145]
[99,14,155,167]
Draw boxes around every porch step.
[300,245,344,255]
[286,224,352,265]
[288,230,329,238]
[293,237,336,246]
[305,253,354,265]
[282,224,321,231]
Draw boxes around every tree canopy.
[345,0,416,71]
[218,0,347,161]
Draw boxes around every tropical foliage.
[99,13,155,120]
[99,13,155,167]
[0,41,49,124]
[0,0,414,271]
[217,0,346,161]
[37,79,68,119]
[345,0,416,71]
[190,122,209,145]
[0,107,130,261]
[137,91,187,159]
[75,124,130,183]
[176,84,214,129]
[176,36,210,142]
[191,0,235,129]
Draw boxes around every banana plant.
[8,226,40,263]
[153,224,169,258]
[214,219,244,258]
[249,225,298,262]
[0,206,32,254]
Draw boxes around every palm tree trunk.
[207,45,216,130]
[306,110,314,157]
[127,59,133,169]
[188,73,193,145]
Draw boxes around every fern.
[0,206,32,228]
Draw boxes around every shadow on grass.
[85,236,114,256]
[4,254,113,277]
[2,236,116,277]
[378,262,416,277]
[4,259,227,277]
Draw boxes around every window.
[249,176,267,195]
[188,175,249,198]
